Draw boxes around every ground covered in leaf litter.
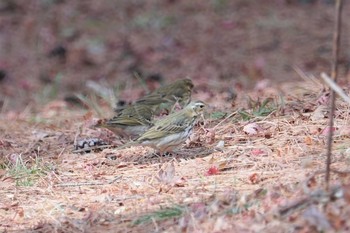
[1,0,350,232]
[1,79,350,232]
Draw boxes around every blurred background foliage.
[0,0,349,110]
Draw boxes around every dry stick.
[55,175,122,187]
[320,72,350,105]
[325,0,343,190]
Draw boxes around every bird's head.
[182,78,194,90]
[187,100,206,116]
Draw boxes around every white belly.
[141,126,193,152]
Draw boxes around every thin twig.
[325,0,343,190]
[213,111,238,130]
[293,66,322,87]
[320,72,350,105]
[55,175,122,187]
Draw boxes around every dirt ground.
[1,0,350,232]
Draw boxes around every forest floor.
[2,79,350,232]
[1,0,350,232]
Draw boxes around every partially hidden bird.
[117,100,206,154]
[99,78,195,138]
[135,78,194,114]
[97,104,154,138]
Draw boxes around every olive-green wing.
[137,114,193,141]
[107,104,154,126]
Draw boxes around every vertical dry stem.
[325,0,343,190]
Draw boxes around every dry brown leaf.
[310,105,328,121]
[249,173,260,184]
[17,207,25,218]
[82,111,94,121]
[304,136,313,145]
[186,132,201,147]
[218,160,230,171]
[156,161,180,185]
[205,129,216,144]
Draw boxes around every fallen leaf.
[218,160,234,171]
[82,111,94,121]
[205,129,216,144]
[249,173,259,184]
[17,207,25,218]
[205,166,219,176]
[215,140,225,150]
[186,132,200,147]
[306,176,317,188]
[157,162,177,185]
[251,149,267,156]
[243,123,262,135]
[32,130,50,140]
[320,126,337,136]
[116,162,128,168]
[316,91,330,105]
[304,136,313,145]
[310,105,328,121]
